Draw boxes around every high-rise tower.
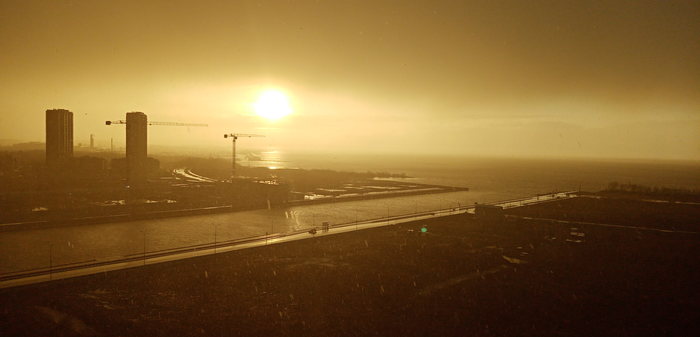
[106,112,205,186]
[45,109,73,169]
[126,112,148,186]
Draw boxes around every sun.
[253,90,292,121]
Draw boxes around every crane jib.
[105,120,207,127]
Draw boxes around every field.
[1,197,699,336]
[506,195,700,232]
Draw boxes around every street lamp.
[142,230,146,266]
[385,202,391,225]
[48,243,53,281]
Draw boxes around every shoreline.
[0,184,468,232]
[2,192,698,337]
[0,191,572,288]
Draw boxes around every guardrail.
[0,191,577,288]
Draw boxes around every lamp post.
[355,209,359,231]
[142,230,146,266]
[386,203,391,225]
[49,243,53,281]
[438,197,458,213]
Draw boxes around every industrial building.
[45,109,73,169]
[475,203,504,221]
[125,112,148,186]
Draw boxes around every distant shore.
[0,182,468,232]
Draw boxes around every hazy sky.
[1,0,698,160]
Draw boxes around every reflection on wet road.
[0,191,574,288]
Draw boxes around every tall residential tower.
[45,109,73,169]
[126,111,148,186]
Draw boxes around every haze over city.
[1,0,698,159]
[2,2,700,336]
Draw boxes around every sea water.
[1,155,698,274]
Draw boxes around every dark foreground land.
[1,197,699,337]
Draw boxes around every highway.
[0,191,575,288]
[172,168,217,183]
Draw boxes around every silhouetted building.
[45,109,73,169]
[475,203,504,221]
[0,153,18,173]
[111,157,159,180]
[126,112,148,186]
[10,142,44,151]
[73,156,107,172]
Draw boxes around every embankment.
[0,184,467,232]
[2,196,698,337]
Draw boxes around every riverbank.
[2,195,698,336]
[0,182,466,232]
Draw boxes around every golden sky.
[1,0,698,159]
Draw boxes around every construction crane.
[105,112,207,186]
[224,133,264,180]
[105,120,208,127]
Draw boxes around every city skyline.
[1,2,699,335]
[1,0,698,160]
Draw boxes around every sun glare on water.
[253,90,292,121]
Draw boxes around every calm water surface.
[2,155,698,274]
